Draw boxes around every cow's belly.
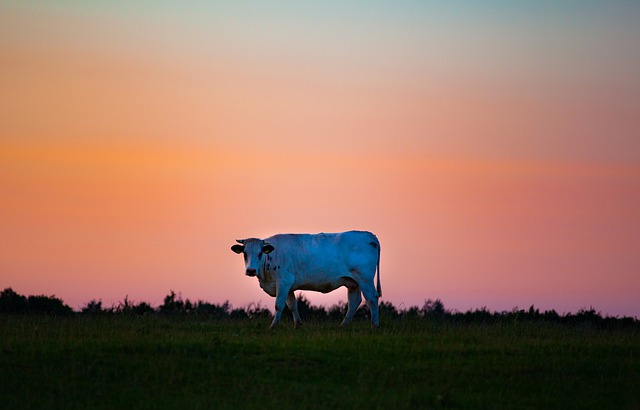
[293,276,356,294]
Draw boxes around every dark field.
[1,315,639,409]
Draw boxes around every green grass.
[1,315,639,409]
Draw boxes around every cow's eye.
[243,253,248,262]
[258,252,263,259]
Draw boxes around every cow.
[231,230,381,328]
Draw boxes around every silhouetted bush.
[229,308,249,320]
[246,302,272,320]
[281,294,328,322]
[82,299,105,315]
[195,300,232,319]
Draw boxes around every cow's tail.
[376,240,382,299]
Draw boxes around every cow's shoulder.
[265,233,303,247]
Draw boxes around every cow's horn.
[236,239,245,244]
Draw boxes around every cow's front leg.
[271,279,293,329]
[286,291,303,328]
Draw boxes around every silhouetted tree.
[184,299,195,313]
[327,301,347,321]
[0,288,29,313]
[159,290,184,314]
[402,305,422,319]
[422,298,446,320]
[461,306,493,324]
[379,301,400,320]
[571,307,604,328]
[281,294,328,322]
[114,295,135,314]
[543,309,560,322]
[131,301,155,315]
[110,296,154,315]
[296,294,328,321]
[27,294,73,316]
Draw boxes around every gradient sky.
[1,1,639,316]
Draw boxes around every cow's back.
[266,230,378,253]
[265,231,378,273]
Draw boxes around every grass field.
[1,315,639,409]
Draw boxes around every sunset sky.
[1,1,639,317]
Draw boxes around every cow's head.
[231,238,274,277]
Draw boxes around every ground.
[1,315,639,409]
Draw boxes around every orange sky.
[1,2,639,316]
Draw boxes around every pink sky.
[1,2,639,316]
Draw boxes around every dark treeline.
[0,288,73,316]
[1,287,638,329]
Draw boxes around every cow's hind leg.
[341,284,362,327]
[286,291,303,328]
[358,281,380,328]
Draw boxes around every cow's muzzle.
[246,268,257,277]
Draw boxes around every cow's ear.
[231,244,245,254]
[262,244,274,254]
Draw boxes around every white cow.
[231,230,382,328]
